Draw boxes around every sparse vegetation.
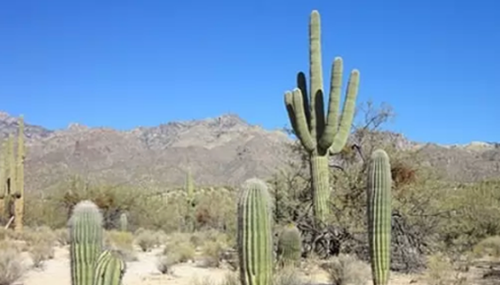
[0,7,498,285]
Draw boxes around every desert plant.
[283,10,359,226]
[367,149,392,285]
[135,229,157,252]
[93,250,126,285]
[325,254,370,285]
[0,247,24,285]
[277,223,302,267]
[0,117,25,233]
[69,200,104,285]
[119,213,127,232]
[237,178,273,285]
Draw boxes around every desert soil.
[16,246,499,285]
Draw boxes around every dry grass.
[422,253,468,285]
[29,241,54,269]
[0,247,25,285]
[323,254,370,285]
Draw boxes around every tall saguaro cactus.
[284,10,360,226]
[14,116,25,232]
[237,178,273,285]
[0,117,25,232]
[367,149,392,285]
[69,200,104,285]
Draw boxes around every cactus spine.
[119,213,127,232]
[237,178,273,285]
[93,250,126,285]
[284,10,359,226]
[367,149,392,285]
[277,223,302,267]
[69,200,104,285]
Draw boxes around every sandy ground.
[15,246,499,285]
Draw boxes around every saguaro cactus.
[237,178,273,285]
[185,168,195,231]
[93,250,126,285]
[69,200,104,285]
[284,10,360,226]
[119,213,127,232]
[14,116,25,232]
[277,223,302,267]
[367,149,392,285]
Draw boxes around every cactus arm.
[367,149,392,285]
[329,70,360,154]
[296,72,311,128]
[93,250,126,285]
[308,10,325,141]
[285,90,315,152]
[318,57,342,150]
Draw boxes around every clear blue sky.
[1,0,499,144]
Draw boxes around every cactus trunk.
[311,156,329,224]
[119,213,128,232]
[93,250,126,285]
[367,149,392,285]
[284,10,359,227]
[69,200,104,285]
[237,178,273,285]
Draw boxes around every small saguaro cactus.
[277,223,302,267]
[367,149,392,285]
[237,178,273,285]
[119,213,128,232]
[69,200,104,285]
[284,10,360,226]
[93,250,126,285]
[185,168,196,231]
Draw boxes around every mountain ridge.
[0,111,498,193]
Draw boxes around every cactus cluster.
[0,116,25,232]
[237,178,273,285]
[69,200,126,285]
[284,10,360,226]
[367,149,392,285]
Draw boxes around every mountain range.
[0,111,498,193]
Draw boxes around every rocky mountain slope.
[0,111,498,193]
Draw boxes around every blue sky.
[1,0,499,144]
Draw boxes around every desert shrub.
[0,247,24,285]
[29,242,54,269]
[323,254,370,285]
[54,228,70,246]
[135,230,158,252]
[105,230,137,261]
[274,266,309,285]
[163,240,195,263]
[422,253,468,285]
[438,180,500,252]
[473,236,500,258]
[156,254,180,274]
[199,240,224,267]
